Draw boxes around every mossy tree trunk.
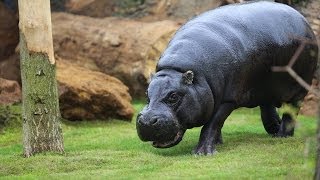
[18,0,64,157]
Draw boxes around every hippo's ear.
[182,70,194,85]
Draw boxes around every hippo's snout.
[137,113,177,141]
[136,111,184,148]
[137,113,162,127]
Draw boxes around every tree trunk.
[18,0,64,157]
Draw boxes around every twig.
[271,36,319,97]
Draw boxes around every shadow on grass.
[136,131,271,157]
[61,118,132,128]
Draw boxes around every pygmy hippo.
[136,1,319,155]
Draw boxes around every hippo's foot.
[193,129,221,155]
[274,113,295,137]
[193,140,217,156]
[193,103,235,155]
[214,130,223,145]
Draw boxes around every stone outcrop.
[63,0,239,20]
[300,79,319,117]
[52,12,179,97]
[0,54,21,84]
[298,0,320,117]
[56,60,134,121]
[0,78,21,105]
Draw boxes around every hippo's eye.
[166,92,180,105]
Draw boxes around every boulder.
[145,0,221,20]
[300,79,319,117]
[0,2,19,61]
[65,0,116,17]
[0,54,21,84]
[0,78,21,105]
[56,60,134,121]
[52,12,179,97]
[63,0,239,20]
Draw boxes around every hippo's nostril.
[150,116,159,125]
[137,113,144,125]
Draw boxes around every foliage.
[51,0,66,12]
[0,105,21,132]
[116,0,145,7]
[0,101,317,179]
[114,0,146,17]
[291,0,310,6]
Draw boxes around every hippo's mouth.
[152,130,184,148]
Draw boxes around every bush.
[0,105,21,131]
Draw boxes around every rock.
[52,12,179,97]
[63,0,238,20]
[300,79,319,117]
[0,78,21,105]
[65,0,116,17]
[56,60,134,121]
[64,0,145,17]
[298,0,320,117]
[150,0,221,19]
[0,2,19,61]
[0,54,21,84]
[313,19,320,26]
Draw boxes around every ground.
[0,101,317,179]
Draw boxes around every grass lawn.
[0,101,317,179]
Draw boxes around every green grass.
[0,101,317,179]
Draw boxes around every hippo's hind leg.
[260,105,295,137]
[260,105,281,134]
[276,113,295,137]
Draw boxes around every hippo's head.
[136,69,214,148]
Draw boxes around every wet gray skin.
[136,69,213,148]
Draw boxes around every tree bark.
[18,0,64,157]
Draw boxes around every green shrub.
[114,0,145,16]
[0,105,21,131]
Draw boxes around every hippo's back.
[157,1,318,107]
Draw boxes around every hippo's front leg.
[193,103,236,155]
